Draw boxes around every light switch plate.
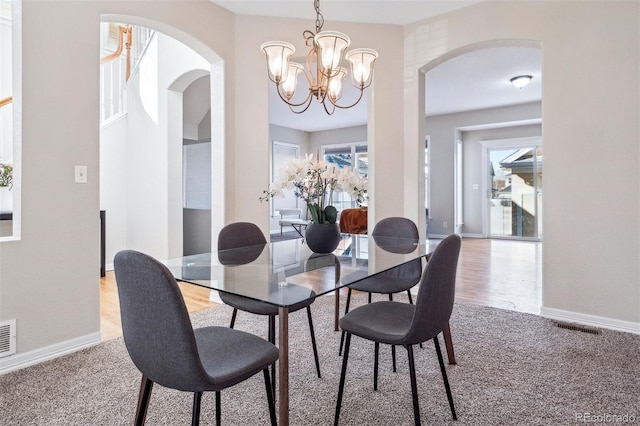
[75,165,88,183]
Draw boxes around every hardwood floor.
[100,271,217,341]
[455,238,541,315]
[100,238,542,341]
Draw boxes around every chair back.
[217,222,267,265]
[405,234,461,343]
[372,217,422,281]
[114,250,210,391]
[372,217,419,239]
[218,222,267,250]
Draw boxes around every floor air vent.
[554,321,602,335]
[0,319,16,358]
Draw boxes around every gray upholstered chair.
[339,217,423,367]
[334,233,461,426]
[217,222,321,386]
[114,250,278,426]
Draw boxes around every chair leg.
[442,322,457,365]
[191,392,203,426]
[339,289,353,356]
[215,391,222,426]
[306,306,322,378]
[386,294,399,371]
[368,292,372,303]
[135,375,153,426]
[229,308,238,329]
[392,345,397,372]
[434,336,457,420]
[406,345,421,426]
[268,315,277,398]
[374,341,379,391]
[334,332,352,426]
[263,369,277,426]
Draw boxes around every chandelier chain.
[314,0,324,33]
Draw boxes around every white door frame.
[480,136,542,240]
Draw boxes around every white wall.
[126,33,210,260]
[100,33,210,267]
[99,115,128,269]
[405,1,639,328]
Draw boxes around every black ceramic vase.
[305,223,341,253]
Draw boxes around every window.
[0,0,20,240]
[322,143,367,212]
[271,141,300,215]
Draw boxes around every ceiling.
[213,0,485,25]
[211,1,542,132]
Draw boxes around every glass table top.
[162,234,441,308]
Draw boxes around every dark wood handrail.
[0,96,12,109]
[100,26,133,81]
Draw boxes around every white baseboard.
[540,306,640,335]
[0,331,103,375]
[460,233,484,238]
[427,234,449,239]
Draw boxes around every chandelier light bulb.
[327,67,347,102]
[315,31,350,75]
[346,48,378,87]
[282,63,304,99]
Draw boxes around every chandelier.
[261,0,378,115]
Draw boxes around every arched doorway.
[99,15,225,266]
[419,39,542,240]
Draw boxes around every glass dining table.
[162,234,441,426]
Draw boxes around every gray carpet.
[1,295,639,425]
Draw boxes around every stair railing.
[0,96,12,109]
[100,25,155,123]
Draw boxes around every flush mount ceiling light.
[261,0,378,115]
[510,75,533,89]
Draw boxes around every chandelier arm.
[306,46,318,87]
[326,85,365,110]
[275,83,314,108]
[288,97,315,114]
[321,99,337,115]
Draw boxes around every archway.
[99,15,225,266]
[418,39,542,238]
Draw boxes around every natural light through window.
[0,0,20,240]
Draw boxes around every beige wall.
[404,1,639,326]
[0,0,235,359]
[0,0,638,369]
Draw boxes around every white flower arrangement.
[260,154,367,224]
